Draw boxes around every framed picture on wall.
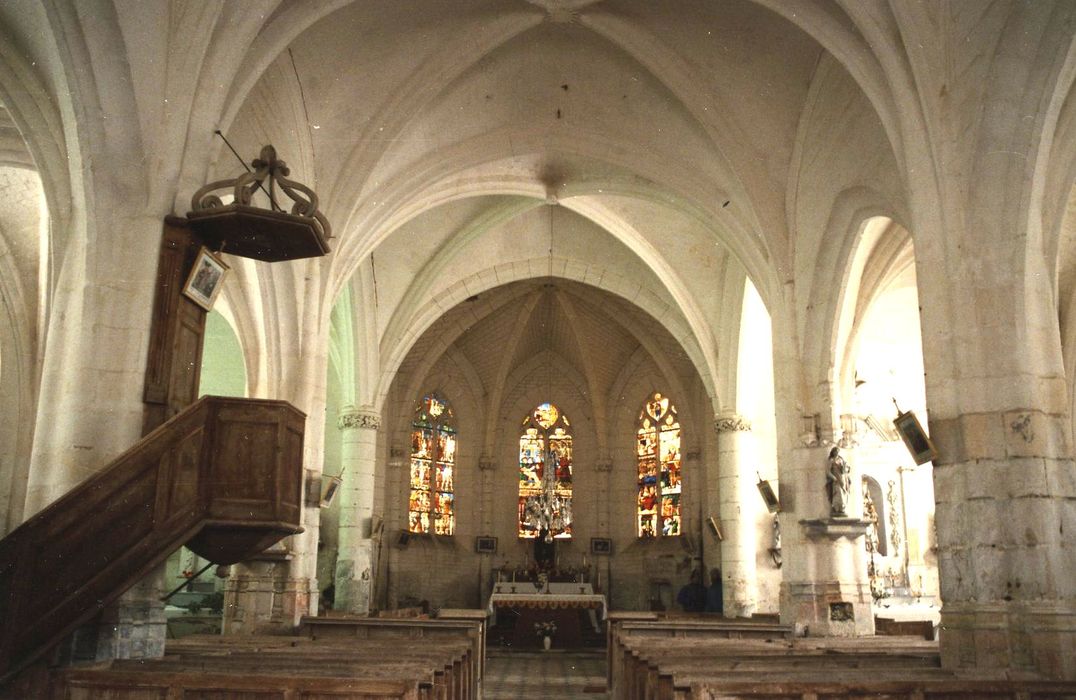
[182,246,229,311]
[591,537,612,555]
[756,478,780,513]
[893,410,937,465]
[319,474,342,507]
[475,536,497,553]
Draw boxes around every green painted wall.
[198,310,246,397]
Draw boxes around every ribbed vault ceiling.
[393,278,699,417]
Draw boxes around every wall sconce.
[768,514,782,568]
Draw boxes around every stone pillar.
[779,433,874,637]
[594,456,612,534]
[95,566,167,660]
[714,413,758,617]
[334,405,381,614]
[478,455,496,536]
[931,409,1076,679]
[221,553,294,634]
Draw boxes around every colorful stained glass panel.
[533,402,559,429]
[407,394,456,536]
[637,393,682,538]
[518,403,573,539]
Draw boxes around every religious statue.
[534,528,555,570]
[825,446,852,516]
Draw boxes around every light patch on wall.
[853,266,925,421]
[198,310,247,397]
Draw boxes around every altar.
[487,582,606,649]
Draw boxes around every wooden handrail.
[0,396,305,684]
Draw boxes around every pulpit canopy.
[187,144,331,262]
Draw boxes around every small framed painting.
[756,479,780,513]
[591,537,612,555]
[182,247,229,311]
[475,536,497,553]
[319,475,342,508]
[893,410,937,465]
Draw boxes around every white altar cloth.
[487,590,606,632]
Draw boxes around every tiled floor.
[484,650,608,699]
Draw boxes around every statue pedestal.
[800,517,873,540]
[785,518,875,637]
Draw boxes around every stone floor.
[484,650,608,699]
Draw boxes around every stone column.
[594,456,612,534]
[478,455,496,536]
[779,430,874,637]
[221,553,293,634]
[931,408,1076,679]
[94,566,167,661]
[334,405,381,614]
[714,413,758,617]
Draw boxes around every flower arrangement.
[534,620,557,638]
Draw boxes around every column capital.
[338,405,381,431]
[714,413,751,433]
[594,458,613,472]
[478,456,496,471]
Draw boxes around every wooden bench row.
[607,613,1076,699]
[607,612,796,696]
[49,613,488,700]
[301,610,486,698]
[688,679,1076,699]
[617,634,945,699]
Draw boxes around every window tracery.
[637,392,681,538]
[408,394,455,535]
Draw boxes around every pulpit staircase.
[0,153,328,694]
[0,395,306,686]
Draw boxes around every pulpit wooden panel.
[143,218,207,434]
[0,397,305,685]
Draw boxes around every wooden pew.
[618,635,942,699]
[688,679,1076,700]
[607,612,795,698]
[58,666,427,700]
[610,624,1076,700]
[301,613,486,700]
[50,632,476,700]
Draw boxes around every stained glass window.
[518,402,573,539]
[408,394,456,536]
[637,392,681,538]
